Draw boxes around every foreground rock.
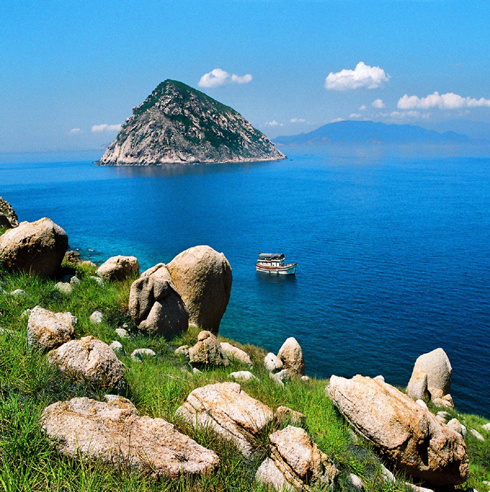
[41,395,219,477]
[277,337,305,377]
[97,255,139,281]
[188,331,229,368]
[0,197,18,228]
[220,342,253,367]
[328,375,468,485]
[256,425,338,491]
[48,336,126,390]
[27,306,75,351]
[0,218,68,276]
[128,263,188,338]
[167,246,232,334]
[176,382,273,458]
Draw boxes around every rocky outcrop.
[41,395,219,477]
[98,79,285,166]
[48,336,126,390]
[0,218,68,276]
[27,306,75,351]
[96,255,139,281]
[277,337,305,377]
[167,246,232,334]
[188,331,229,368]
[128,263,188,338]
[0,197,18,228]
[256,426,338,491]
[328,375,468,485]
[176,382,273,458]
[220,342,253,367]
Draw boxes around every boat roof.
[258,253,285,260]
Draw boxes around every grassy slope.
[0,260,488,491]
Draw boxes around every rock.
[89,311,103,324]
[10,289,25,296]
[436,411,451,424]
[407,369,429,401]
[274,406,306,427]
[176,382,273,458]
[228,371,257,382]
[404,483,434,492]
[0,218,68,277]
[70,276,81,287]
[328,375,468,485]
[48,336,126,390]
[0,197,18,228]
[188,331,229,368]
[374,375,385,383]
[220,342,253,367]
[109,341,125,356]
[483,423,490,431]
[97,255,139,281]
[264,352,283,373]
[470,429,485,442]
[416,400,428,410]
[64,250,81,263]
[115,328,130,339]
[27,306,75,351]
[277,337,305,377]
[131,348,156,362]
[41,395,219,477]
[273,369,291,385]
[56,312,78,326]
[174,345,190,359]
[347,473,364,491]
[447,419,466,438]
[301,375,310,382]
[380,464,395,483]
[167,245,232,334]
[90,275,105,286]
[55,282,73,295]
[192,367,202,375]
[21,308,32,319]
[408,348,452,400]
[256,426,338,491]
[433,394,454,409]
[128,264,188,338]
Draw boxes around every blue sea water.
[2,146,489,417]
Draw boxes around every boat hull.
[255,263,297,275]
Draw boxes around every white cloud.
[330,117,344,123]
[264,120,284,127]
[91,124,122,133]
[372,99,385,109]
[69,128,82,135]
[380,111,430,120]
[198,68,253,88]
[398,91,490,110]
[325,62,390,91]
[290,118,306,123]
[349,113,362,119]
[359,104,367,111]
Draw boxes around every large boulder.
[328,375,468,485]
[0,197,18,228]
[27,306,75,351]
[277,337,305,377]
[0,218,68,276]
[128,264,188,338]
[167,245,232,334]
[48,336,126,391]
[41,395,219,477]
[188,331,229,368]
[408,348,452,399]
[97,255,139,281]
[176,382,273,458]
[256,426,338,491]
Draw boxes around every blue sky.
[1,0,490,152]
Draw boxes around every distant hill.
[274,120,471,146]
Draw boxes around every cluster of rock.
[264,337,308,386]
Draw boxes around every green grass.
[0,261,488,491]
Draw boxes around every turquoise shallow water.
[2,147,489,417]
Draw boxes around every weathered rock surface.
[128,263,188,338]
[408,348,452,400]
[407,369,429,401]
[264,352,283,373]
[220,342,253,367]
[0,218,68,276]
[115,328,130,339]
[97,255,139,281]
[131,348,156,362]
[27,306,75,351]
[109,341,125,356]
[188,330,229,367]
[55,282,73,295]
[0,197,18,228]
[328,375,468,485]
[228,371,257,382]
[48,336,126,390]
[89,311,103,324]
[98,79,285,166]
[41,395,219,477]
[256,426,338,491]
[176,382,273,458]
[274,406,306,427]
[277,337,305,377]
[167,246,232,334]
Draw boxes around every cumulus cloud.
[91,124,122,133]
[398,91,490,110]
[325,62,390,91]
[372,98,385,109]
[349,113,362,119]
[330,117,344,123]
[264,120,284,127]
[380,111,429,120]
[198,68,253,88]
[290,118,306,123]
[69,128,82,135]
[359,104,367,111]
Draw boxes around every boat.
[255,253,297,275]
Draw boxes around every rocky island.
[98,80,285,165]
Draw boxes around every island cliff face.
[98,80,285,165]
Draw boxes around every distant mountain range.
[274,121,471,146]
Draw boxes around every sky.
[1,0,490,152]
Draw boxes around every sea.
[1,144,489,418]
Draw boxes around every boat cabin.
[257,253,286,267]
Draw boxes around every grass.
[0,260,489,491]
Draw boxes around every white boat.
[255,253,297,275]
